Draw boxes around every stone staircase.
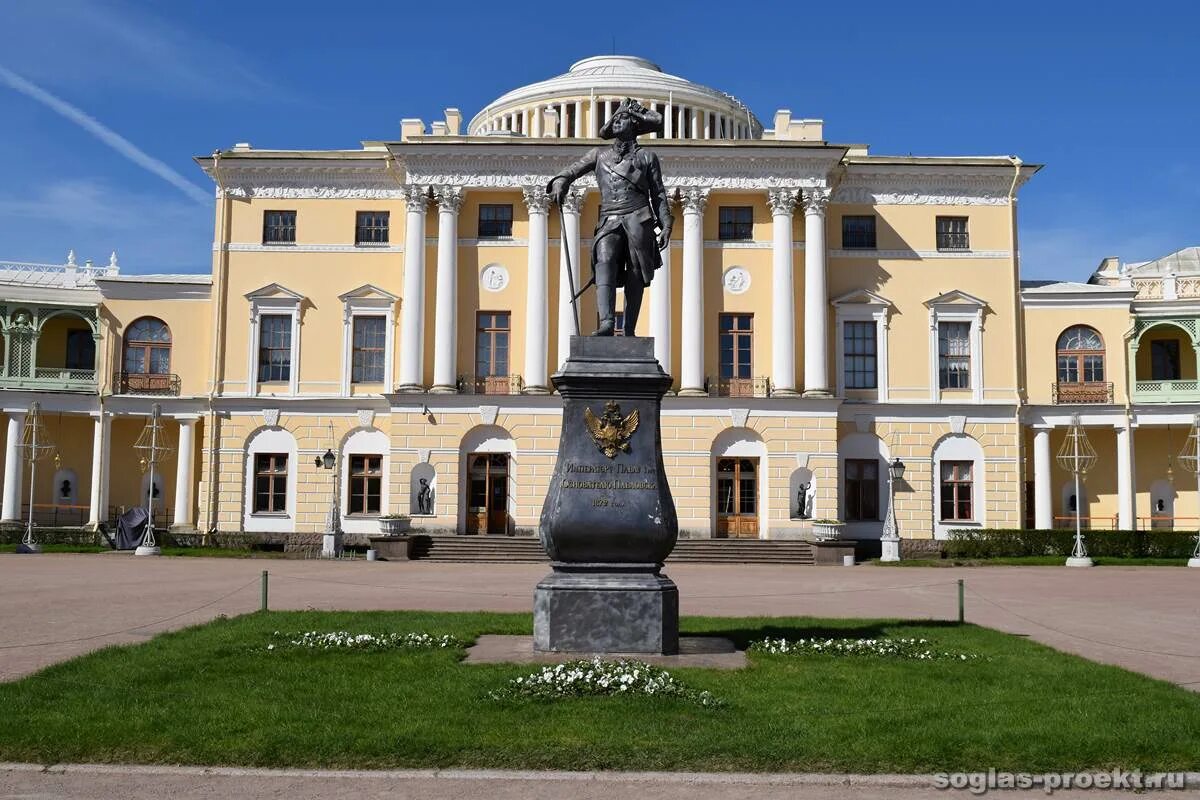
[404,535,818,565]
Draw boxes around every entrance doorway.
[716,457,759,538]
[466,453,509,534]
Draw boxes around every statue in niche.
[547,98,672,336]
[796,482,814,519]
[60,479,72,500]
[416,478,434,516]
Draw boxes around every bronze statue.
[548,98,673,336]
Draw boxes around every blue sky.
[1,0,1197,278]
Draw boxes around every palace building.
[0,55,1194,550]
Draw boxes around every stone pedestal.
[534,336,679,654]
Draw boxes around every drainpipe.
[205,151,232,536]
[1006,156,1032,527]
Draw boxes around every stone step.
[405,535,818,564]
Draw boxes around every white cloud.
[0,66,211,205]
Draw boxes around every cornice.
[833,164,1035,206]
[205,160,403,200]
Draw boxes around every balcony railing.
[456,374,524,395]
[709,376,772,398]
[1131,379,1200,403]
[1052,381,1113,404]
[114,372,181,396]
[0,368,96,391]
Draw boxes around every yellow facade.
[1,55,1194,553]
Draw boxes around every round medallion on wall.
[723,266,751,294]
[480,264,510,293]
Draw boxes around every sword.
[558,201,585,335]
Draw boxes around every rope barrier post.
[261,570,269,612]
[958,578,964,624]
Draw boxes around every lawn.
[0,544,290,558]
[874,556,1189,567]
[1,611,1197,773]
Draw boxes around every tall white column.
[664,101,673,139]
[1033,427,1053,529]
[523,186,551,394]
[588,98,598,138]
[556,188,584,367]
[2,412,25,522]
[679,188,709,396]
[689,107,699,139]
[87,412,109,527]
[398,185,429,392]
[702,109,711,139]
[172,417,197,530]
[768,188,799,396]
[651,201,675,377]
[573,100,583,137]
[431,185,464,393]
[1116,423,1135,530]
[802,188,831,397]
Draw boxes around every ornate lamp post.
[133,404,175,556]
[15,402,56,554]
[879,456,906,562]
[1057,414,1097,567]
[315,424,341,558]
[1176,415,1200,568]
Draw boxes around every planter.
[378,517,411,536]
[812,521,845,541]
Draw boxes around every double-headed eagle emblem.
[583,400,639,459]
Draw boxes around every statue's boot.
[593,284,616,336]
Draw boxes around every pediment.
[338,284,400,303]
[832,288,892,308]
[924,289,987,309]
[245,282,305,301]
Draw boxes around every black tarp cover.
[115,506,149,550]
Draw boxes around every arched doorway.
[716,457,758,537]
[466,453,509,534]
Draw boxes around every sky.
[0,0,1197,279]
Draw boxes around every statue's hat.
[599,97,664,139]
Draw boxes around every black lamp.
[889,457,906,481]
[315,449,335,470]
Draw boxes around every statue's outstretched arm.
[547,148,599,203]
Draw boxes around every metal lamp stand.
[1177,415,1200,568]
[15,402,55,554]
[134,404,174,556]
[1058,415,1096,567]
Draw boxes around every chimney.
[400,118,425,141]
[444,108,462,136]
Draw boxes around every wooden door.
[716,457,759,538]
[466,453,509,535]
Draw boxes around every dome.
[468,55,763,141]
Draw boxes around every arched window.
[1056,326,1104,384]
[123,318,171,375]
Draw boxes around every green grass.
[1,611,1197,773]
[0,544,289,558]
[874,556,1189,567]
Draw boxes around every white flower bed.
[268,631,463,652]
[751,637,979,661]
[492,658,722,707]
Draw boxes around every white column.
[87,412,109,527]
[398,185,429,392]
[523,186,551,393]
[679,188,708,396]
[521,108,530,136]
[172,417,197,530]
[2,412,24,522]
[556,188,584,367]
[587,98,598,138]
[802,188,831,397]
[532,105,544,138]
[689,107,699,139]
[1116,423,1135,530]
[664,100,673,139]
[702,109,711,139]
[651,199,675,376]
[769,188,799,396]
[573,100,583,137]
[431,185,464,393]
[1033,427,1053,529]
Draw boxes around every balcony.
[709,376,772,398]
[114,372,181,396]
[0,368,97,392]
[456,374,525,395]
[1131,380,1200,403]
[1051,381,1113,404]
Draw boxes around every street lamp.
[15,402,56,554]
[880,456,906,562]
[316,425,342,558]
[1176,414,1200,568]
[1057,414,1097,567]
[133,404,175,557]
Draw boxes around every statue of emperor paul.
[547,98,673,337]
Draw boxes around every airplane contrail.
[0,65,211,205]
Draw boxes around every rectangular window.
[841,215,877,249]
[347,455,382,515]
[476,312,510,378]
[262,210,296,244]
[718,314,753,379]
[938,321,971,389]
[936,216,969,251]
[355,211,390,245]
[940,461,974,521]
[844,459,879,521]
[253,453,288,514]
[718,206,753,241]
[478,204,513,238]
[351,316,386,383]
[843,321,877,389]
[257,314,292,383]
[1150,339,1181,380]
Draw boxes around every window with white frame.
[843,321,877,389]
[257,315,293,383]
[832,290,892,400]
[925,291,986,403]
[338,286,397,395]
[245,284,304,396]
[938,321,972,389]
[351,316,386,383]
